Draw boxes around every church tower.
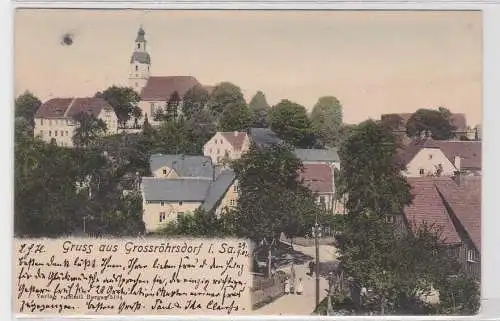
[128,26,151,92]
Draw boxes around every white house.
[34,97,118,147]
[399,138,482,177]
[203,131,251,165]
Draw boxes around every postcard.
[13,9,482,316]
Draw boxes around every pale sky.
[14,10,482,125]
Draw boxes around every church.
[128,26,213,125]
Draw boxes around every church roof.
[130,51,150,65]
[140,76,201,101]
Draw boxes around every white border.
[4,1,500,320]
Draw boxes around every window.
[419,168,425,176]
[467,249,480,263]
[150,103,155,116]
[319,196,326,208]
[161,201,164,206]
[49,131,52,137]
[159,212,166,222]
[428,154,433,160]
[137,43,140,49]
[40,119,44,126]
[163,169,167,175]
[135,65,138,71]
[447,247,459,258]
[55,131,58,137]
[230,199,235,206]
[178,201,183,206]
[385,215,395,224]
[233,185,239,193]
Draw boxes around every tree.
[95,86,141,128]
[182,85,210,119]
[156,208,232,238]
[72,112,107,149]
[435,273,480,315]
[207,82,247,118]
[218,103,252,132]
[15,91,42,130]
[406,108,456,140]
[380,114,405,131]
[229,144,318,242]
[166,91,181,121]
[310,96,343,147]
[268,99,316,148]
[249,91,270,128]
[337,120,412,216]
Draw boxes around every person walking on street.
[296,277,304,295]
[290,263,296,293]
[308,261,315,276]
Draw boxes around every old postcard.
[13,9,482,316]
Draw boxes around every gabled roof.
[381,113,467,132]
[141,177,212,202]
[294,148,340,163]
[248,128,283,148]
[398,138,481,170]
[201,170,236,212]
[149,154,214,179]
[435,176,481,252]
[404,177,462,245]
[140,76,201,101]
[299,163,333,194]
[219,132,248,150]
[35,97,113,119]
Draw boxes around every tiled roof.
[140,76,201,101]
[248,128,283,148]
[294,148,340,163]
[130,51,151,64]
[149,154,214,179]
[299,163,333,194]
[404,177,462,245]
[35,97,113,119]
[201,170,236,212]
[381,113,467,132]
[398,138,481,170]
[141,177,212,202]
[220,132,248,150]
[435,176,481,252]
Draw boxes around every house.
[203,131,251,165]
[380,112,468,139]
[34,97,118,147]
[201,170,238,216]
[128,27,213,125]
[397,176,481,280]
[294,148,344,214]
[149,154,215,179]
[398,138,481,177]
[248,127,284,149]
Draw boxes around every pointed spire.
[136,25,146,42]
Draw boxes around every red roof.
[435,177,481,251]
[220,132,248,150]
[299,164,333,194]
[404,177,462,245]
[140,76,201,101]
[381,112,467,132]
[404,176,481,251]
[36,97,113,119]
[398,138,481,170]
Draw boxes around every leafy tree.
[406,108,456,140]
[142,114,154,138]
[249,91,270,128]
[95,86,141,128]
[182,85,210,119]
[337,119,412,216]
[218,103,252,132]
[310,96,343,147]
[156,208,232,238]
[435,273,480,315]
[229,144,318,242]
[207,82,247,117]
[166,91,181,121]
[72,112,107,149]
[15,91,42,129]
[380,114,405,131]
[268,99,316,148]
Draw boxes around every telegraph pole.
[314,219,321,307]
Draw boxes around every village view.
[14,27,481,316]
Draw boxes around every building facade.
[203,131,251,165]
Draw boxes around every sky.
[14,10,482,126]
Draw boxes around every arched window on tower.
[135,65,138,71]
[137,43,140,49]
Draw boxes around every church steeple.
[129,25,151,92]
